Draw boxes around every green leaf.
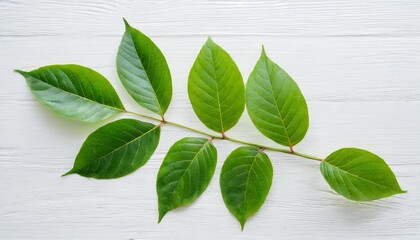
[220,146,273,230]
[157,137,217,222]
[320,148,406,201]
[188,37,245,133]
[117,18,172,117]
[15,64,124,122]
[63,118,160,179]
[246,47,309,147]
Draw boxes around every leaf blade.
[64,118,160,179]
[188,37,245,133]
[16,65,124,122]
[220,146,273,230]
[246,47,309,147]
[117,18,172,117]
[157,137,217,222]
[320,148,406,201]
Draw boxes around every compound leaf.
[16,64,124,122]
[220,146,273,230]
[64,118,160,179]
[246,47,309,147]
[117,18,172,117]
[320,148,406,201]
[188,37,245,133]
[157,137,217,222]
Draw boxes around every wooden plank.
[0,0,419,37]
[1,1,419,239]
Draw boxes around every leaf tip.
[206,36,214,44]
[62,169,75,177]
[240,220,246,231]
[14,69,27,75]
[122,18,130,29]
[158,210,166,223]
[260,44,267,57]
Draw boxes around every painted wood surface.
[1,0,419,239]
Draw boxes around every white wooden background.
[1,0,419,239]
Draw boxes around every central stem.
[125,110,323,162]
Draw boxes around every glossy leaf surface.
[117,19,172,117]
[320,148,406,201]
[16,64,124,122]
[246,47,309,147]
[64,119,160,179]
[220,146,273,230]
[157,137,217,222]
[188,37,245,133]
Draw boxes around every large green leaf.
[188,37,245,133]
[157,137,217,222]
[63,119,160,179]
[246,47,309,147]
[16,64,124,122]
[320,148,406,201]
[220,146,273,230]
[117,19,172,117]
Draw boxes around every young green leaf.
[117,18,172,118]
[320,148,406,201]
[246,47,309,147]
[220,146,273,230]
[63,119,160,179]
[15,64,124,122]
[157,137,217,222]
[188,37,245,134]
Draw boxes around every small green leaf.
[320,148,406,201]
[157,137,217,222]
[246,47,309,147]
[117,18,172,117]
[64,119,160,179]
[188,37,245,133]
[16,64,124,122]
[220,146,273,230]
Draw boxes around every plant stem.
[224,136,323,161]
[165,120,224,140]
[125,110,162,122]
[125,110,323,162]
[125,110,223,139]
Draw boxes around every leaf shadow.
[325,193,403,224]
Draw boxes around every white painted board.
[1,1,419,239]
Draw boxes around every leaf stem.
[165,120,224,140]
[125,110,323,162]
[125,110,163,122]
[224,136,322,161]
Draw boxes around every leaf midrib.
[165,140,211,205]
[323,161,401,193]
[72,125,159,174]
[27,72,123,113]
[242,152,259,223]
[125,28,164,118]
[262,58,293,147]
[207,46,225,133]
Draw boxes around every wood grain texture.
[1,0,419,239]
